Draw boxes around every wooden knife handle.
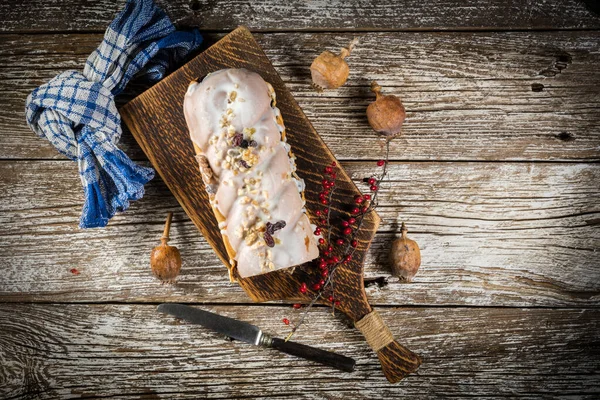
[269,337,356,372]
[354,310,421,383]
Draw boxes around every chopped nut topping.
[234,226,244,238]
[245,231,258,245]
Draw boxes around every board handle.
[355,309,421,383]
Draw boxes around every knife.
[158,303,355,372]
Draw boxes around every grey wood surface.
[2,32,599,161]
[1,161,599,307]
[1,0,600,32]
[1,304,599,399]
[0,0,599,398]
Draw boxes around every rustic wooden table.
[1,1,600,398]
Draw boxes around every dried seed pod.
[390,222,421,282]
[310,38,358,92]
[150,212,182,283]
[367,81,406,138]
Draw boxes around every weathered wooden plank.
[1,304,598,398]
[2,31,599,161]
[1,0,599,33]
[1,160,598,306]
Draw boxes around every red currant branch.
[283,140,392,340]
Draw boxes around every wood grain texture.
[1,0,600,32]
[1,160,598,307]
[121,27,420,382]
[2,31,599,161]
[1,304,599,399]
[2,1,600,395]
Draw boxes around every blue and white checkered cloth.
[25,0,202,228]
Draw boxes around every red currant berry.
[370,185,378,191]
[299,284,307,294]
[323,251,330,256]
[315,210,321,217]
[328,295,334,302]
[344,254,352,262]
[321,269,329,278]
[364,194,371,200]
[314,227,321,235]
[354,195,363,204]
[328,246,333,252]
[351,240,358,247]
[293,303,302,309]
[352,207,360,214]
[322,209,329,215]
[283,318,290,325]
[348,217,356,224]
[331,161,337,167]
[332,256,340,263]
[368,177,376,185]
[322,179,329,187]
[377,160,385,166]
[361,206,368,213]
[324,166,333,174]
[312,283,322,291]
[319,218,326,225]
[334,300,341,306]
[319,259,327,268]
[336,238,345,246]
[318,238,325,244]
[320,199,328,205]
[341,220,349,227]
[343,227,352,235]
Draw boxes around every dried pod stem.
[390,222,421,282]
[367,81,406,138]
[310,38,359,91]
[150,212,182,283]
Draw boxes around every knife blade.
[158,303,355,372]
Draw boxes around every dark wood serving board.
[121,26,420,382]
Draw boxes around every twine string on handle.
[24,0,203,228]
[354,310,395,351]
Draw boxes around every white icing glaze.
[184,68,319,278]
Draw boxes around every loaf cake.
[184,68,319,279]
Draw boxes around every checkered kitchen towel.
[25,0,202,228]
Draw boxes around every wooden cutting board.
[121,26,420,382]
